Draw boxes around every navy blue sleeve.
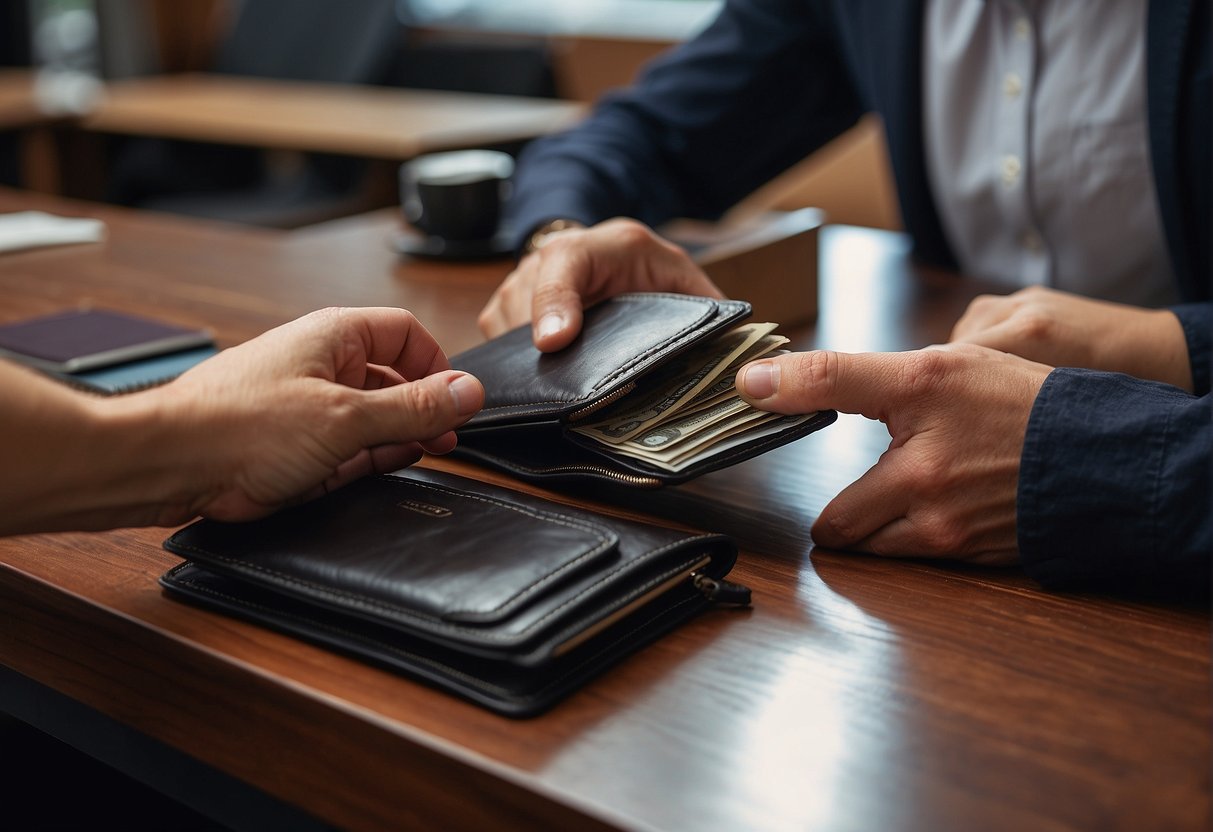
[1018,368,1211,598]
[505,0,865,250]
[1171,302,1211,396]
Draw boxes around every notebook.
[0,308,217,394]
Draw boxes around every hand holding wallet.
[161,468,748,717]
[450,293,837,487]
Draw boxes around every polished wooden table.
[0,188,1207,831]
[83,73,584,158]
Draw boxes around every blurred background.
[0,0,898,231]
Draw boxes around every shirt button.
[1014,18,1031,40]
[1022,229,1042,251]
[1001,155,1022,186]
[1003,72,1023,99]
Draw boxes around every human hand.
[736,344,1052,564]
[150,307,483,523]
[477,218,724,351]
[950,285,1192,392]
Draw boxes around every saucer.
[393,228,514,260]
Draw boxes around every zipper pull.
[692,572,752,606]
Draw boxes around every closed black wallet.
[160,468,746,717]
[450,293,836,487]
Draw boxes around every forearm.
[1091,306,1193,392]
[1171,303,1211,395]
[0,362,197,535]
[506,0,863,249]
[952,291,1205,393]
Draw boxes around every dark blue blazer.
[509,0,1210,304]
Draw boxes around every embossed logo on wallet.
[396,499,452,518]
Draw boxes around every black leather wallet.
[450,293,836,487]
[160,468,747,717]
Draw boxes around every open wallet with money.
[450,293,837,487]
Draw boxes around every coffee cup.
[399,149,514,243]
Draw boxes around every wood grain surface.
[0,187,1206,831]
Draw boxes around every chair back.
[215,0,401,85]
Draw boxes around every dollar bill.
[613,407,771,462]
[570,322,811,473]
[611,412,819,473]
[621,397,760,455]
[573,324,781,444]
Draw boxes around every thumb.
[736,350,932,422]
[358,370,484,446]
[531,250,587,352]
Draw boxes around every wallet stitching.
[166,477,629,630]
[169,561,707,704]
[475,294,726,417]
[392,478,618,618]
[584,295,716,395]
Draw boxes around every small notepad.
[60,345,220,394]
[0,308,216,394]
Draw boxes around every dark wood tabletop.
[0,188,1207,831]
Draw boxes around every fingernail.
[447,374,480,416]
[739,362,779,399]
[535,313,565,342]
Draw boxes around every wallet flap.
[452,294,750,427]
[163,474,620,626]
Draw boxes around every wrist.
[1149,309,1195,392]
[81,388,203,528]
[523,218,584,256]
[1102,308,1194,392]
[0,366,199,535]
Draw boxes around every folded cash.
[572,324,819,472]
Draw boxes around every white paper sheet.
[0,211,106,254]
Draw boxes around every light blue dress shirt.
[923,0,1176,306]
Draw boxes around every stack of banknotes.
[572,323,819,472]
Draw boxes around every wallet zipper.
[524,462,663,488]
[550,463,664,489]
[566,380,637,422]
[553,557,750,656]
[691,572,752,606]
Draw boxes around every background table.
[83,73,584,159]
[0,69,71,193]
[0,188,1207,831]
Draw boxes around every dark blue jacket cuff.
[1170,302,1211,396]
[1018,368,1211,596]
